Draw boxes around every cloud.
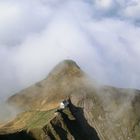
[122,1,140,21]
[0,0,50,46]
[0,0,140,101]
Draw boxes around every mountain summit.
[8,60,88,110]
[1,60,140,140]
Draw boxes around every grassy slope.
[0,107,94,140]
[0,109,56,134]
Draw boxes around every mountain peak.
[58,59,80,68]
[8,60,86,110]
[46,59,84,82]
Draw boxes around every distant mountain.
[0,60,140,140]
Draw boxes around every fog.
[1,0,140,101]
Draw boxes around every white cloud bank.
[0,0,140,100]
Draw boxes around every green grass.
[26,109,57,130]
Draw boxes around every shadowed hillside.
[0,131,35,140]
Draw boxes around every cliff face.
[70,88,140,140]
[1,60,140,140]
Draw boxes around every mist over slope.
[1,0,140,100]
[1,60,139,140]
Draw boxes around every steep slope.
[1,59,140,140]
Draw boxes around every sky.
[0,0,140,100]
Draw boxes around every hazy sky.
[0,0,140,100]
